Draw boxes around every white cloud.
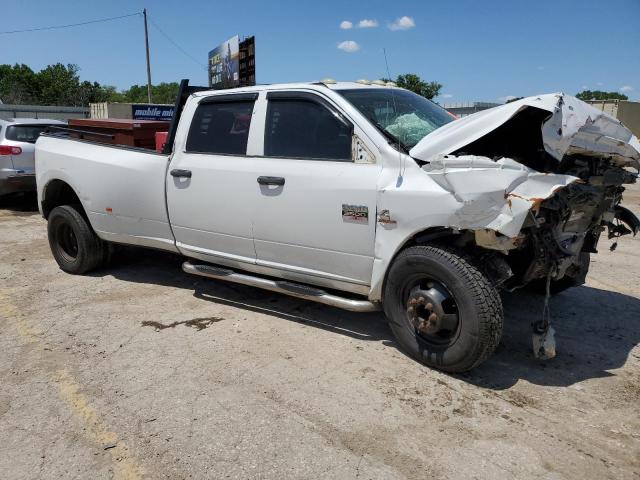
[440,93,453,99]
[581,85,589,90]
[388,16,415,31]
[339,20,353,30]
[337,40,360,53]
[358,19,378,28]
[620,85,634,93]
[498,95,517,103]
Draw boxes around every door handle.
[170,169,192,178]
[257,176,285,186]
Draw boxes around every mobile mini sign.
[131,105,174,121]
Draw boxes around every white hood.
[410,93,640,169]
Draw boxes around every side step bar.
[182,262,380,313]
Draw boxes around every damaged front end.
[507,159,637,290]
[411,93,640,292]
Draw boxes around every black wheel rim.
[56,222,79,262]
[403,276,460,346]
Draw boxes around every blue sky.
[3,0,639,103]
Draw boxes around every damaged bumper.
[422,155,580,239]
[413,93,640,287]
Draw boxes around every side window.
[265,99,352,161]
[186,100,254,155]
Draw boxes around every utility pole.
[143,8,152,103]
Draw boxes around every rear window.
[186,101,254,155]
[5,125,53,143]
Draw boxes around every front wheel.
[383,245,503,373]
[47,205,106,274]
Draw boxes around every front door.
[167,93,259,265]
[252,91,379,287]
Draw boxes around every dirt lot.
[1,187,639,480]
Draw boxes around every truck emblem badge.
[342,204,368,224]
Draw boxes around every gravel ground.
[1,186,639,480]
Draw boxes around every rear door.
[5,124,54,173]
[166,93,259,265]
[251,91,379,287]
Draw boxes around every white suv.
[0,118,65,196]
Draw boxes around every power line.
[0,12,141,35]
[148,19,207,69]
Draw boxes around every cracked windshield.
[338,88,454,149]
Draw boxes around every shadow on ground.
[0,192,39,214]
[86,245,640,390]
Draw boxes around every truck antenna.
[383,48,405,183]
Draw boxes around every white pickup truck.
[36,80,640,372]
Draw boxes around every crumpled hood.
[410,93,640,169]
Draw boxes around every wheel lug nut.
[408,298,417,306]
[428,313,438,323]
[418,296,426,304]
[426,302,433,311]
[407,306,415,314]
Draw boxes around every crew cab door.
[251,91,379,287]
[166,93,259,264]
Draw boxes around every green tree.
[0,64,38,104]
[35,63,83,106]
[115,82,179,104]
[76,81,113,106]
[383,74,442,99]
[151,82,180,104]
[576,90,628,101]
[0,62,179,106]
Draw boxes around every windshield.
[5,124,55,144]
[337,88,454,150]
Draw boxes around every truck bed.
[36,134,177,252]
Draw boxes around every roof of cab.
[192,81,399,98]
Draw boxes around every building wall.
[89,102,175,120]
[0,104,88,121]
[617,102,640,138]
[90,102,134,119]
[586,100,640,138]
[441,101,500,118]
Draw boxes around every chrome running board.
[182,261,379,312]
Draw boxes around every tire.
[47,205,105,274]
[383,245,503,373]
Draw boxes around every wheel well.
[41,180,86,219]
[402,227,468,249]
[378,227,476,303]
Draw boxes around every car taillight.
[0,145,22,155]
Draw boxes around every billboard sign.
[131,105,174,121]
[208,35,240,89]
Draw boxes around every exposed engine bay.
[508,159,638,290]
[409,93,640,292]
